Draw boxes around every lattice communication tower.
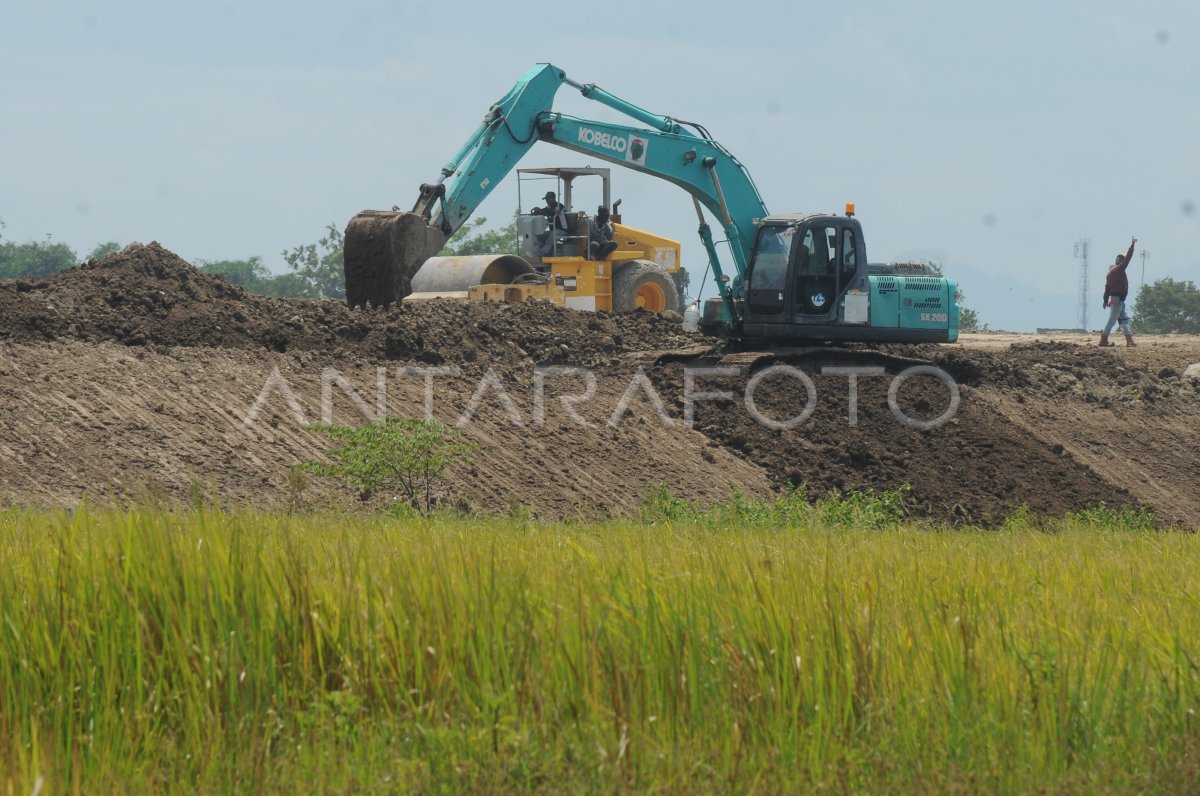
[1074,239,1090,331]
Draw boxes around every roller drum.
[409,255,535,294]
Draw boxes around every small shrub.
[640,483,908,530]
[505,501,537,525]
[302,417,477,514]
[817,485,909,529]
[187,476,219,511]
[285,464,310,510]
[1001,503,1037,532]
[1068,503,1158,532]
[640,482,700,524]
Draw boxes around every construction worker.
[532,191,569,257]
[1100,236,1137,347]
[588,205,618,260]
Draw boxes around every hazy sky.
[3,0,1198,330]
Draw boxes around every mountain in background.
[946,263,1076,332]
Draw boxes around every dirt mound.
[655,355,1135,524]
[0,242,695,366]
[0,340,771,517]
[2,243,1198,525]
[932,341,1200,402]
[634,337,1200,524]
[930,341,1200,525]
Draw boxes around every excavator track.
[624,342,937,374]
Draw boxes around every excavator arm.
[536,113,766,275]
[344,63,769,310]
[417,64,565,236]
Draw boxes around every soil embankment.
[2,243,1197,524]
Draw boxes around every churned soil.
[0,242,693,366]
[2,243,1197,525]
[646,338,1199,525]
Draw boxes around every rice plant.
[1,504,1197,793]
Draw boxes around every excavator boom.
[343,63,767,310]
[342,64,959,346]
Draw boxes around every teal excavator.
[344,63,958,344]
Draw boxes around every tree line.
[5,216,1196,332]
[0,214,514,300]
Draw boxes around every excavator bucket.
[343,210,447,308]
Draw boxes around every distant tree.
[282,223,344,299]
[0,219,78,280]
[1133,278,1200,333]
[278,214,523,301]
[197,257,274,292]
[258,272,316,298]
[924,261,984,331]
[199,256,324,298]
[441,212,519,256]
[88,241,121,260]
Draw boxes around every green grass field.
[2,499,1198,793]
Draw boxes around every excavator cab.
[735,210,957,343]
[743,214,865,326]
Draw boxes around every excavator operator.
[532,191,569,256]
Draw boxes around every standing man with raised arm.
[1100,236,1137,348]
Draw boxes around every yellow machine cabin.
[408,167,684,313]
